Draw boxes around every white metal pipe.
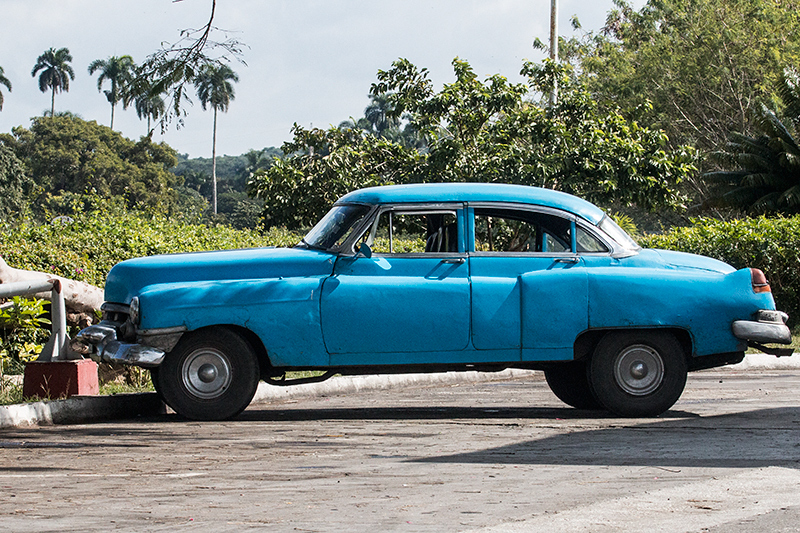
[0,280,54,299]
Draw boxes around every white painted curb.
[1,353,798,429]
[250,368,539,404]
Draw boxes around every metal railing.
[0,279,80,362]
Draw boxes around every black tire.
[544,360,603,410]
[156,327,260,421]
[588,331,687,417]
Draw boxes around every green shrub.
[0,196,303,287]
[640,216,800,324]
[0,297,50,375]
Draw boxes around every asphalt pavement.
[1,353,799,429]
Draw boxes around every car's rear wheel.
[588,331,687,417]
[156,328,260,421]
[544,360,603,409]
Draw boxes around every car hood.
[636,249,736,274]
[104,247,336,304]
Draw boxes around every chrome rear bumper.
[732,310,792,353]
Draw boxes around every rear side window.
[473,208,607,254]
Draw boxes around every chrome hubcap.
[182,348,232,399]
[614,344,664,396]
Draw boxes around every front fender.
[136,277,330,367]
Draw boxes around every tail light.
[750,268,771,293]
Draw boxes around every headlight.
[129,296,140,325]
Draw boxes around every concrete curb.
[0,392,164,429]
[250,368,539,404]
[2,353,799,429]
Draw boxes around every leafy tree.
[574,0,800,152]
[0,144,33,220]
[250,125,422,228]
[703,70,800,214]
[1,115,180,213]
[0,66,11,111]
[88,55,136,130]
[31,47,75,117]
[194,63,239,214]
[251,58,696,229]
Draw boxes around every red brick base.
[23,360,99,399]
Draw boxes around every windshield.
[301,204,371,251]
[598,216,641,252]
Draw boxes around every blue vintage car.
[77,183,792,420]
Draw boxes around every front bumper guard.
[74,322,183,368]
[732,310,793,357]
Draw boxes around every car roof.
[337,183,606,225]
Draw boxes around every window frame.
[345,203,467,256]
[466,202,614,257]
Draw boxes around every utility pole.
[549,0,559,106]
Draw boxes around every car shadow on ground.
[236,404,695,423]
[406,406,800,470]
[235,404,800,470]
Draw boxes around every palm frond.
[734,152,774,172]
[715,186,766,209]
[778,185,800,208]
[779,68,800,122]
[749,191,781,214]
[702,170,748,184]
[741,172,787,189]
[753,103,796,147]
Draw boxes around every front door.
[320,206,471,366]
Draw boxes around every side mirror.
[355,242,372,259]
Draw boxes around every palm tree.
[0,66,11,111]
[88,55,135,130]
[194,63,239,214]
[704,71,800,214]
[31,47,75,117]
[134,84,166,135]
[364,94,399,137]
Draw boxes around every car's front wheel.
[544,360,603,410]
[588,331,687,417]
[156,327,260,421]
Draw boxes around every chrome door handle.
[554,256,579,264]
[442,258,466,264]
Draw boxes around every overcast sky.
[0,0,646,158]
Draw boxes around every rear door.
[468,204,607,361]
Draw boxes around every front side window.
[358,210,459,254]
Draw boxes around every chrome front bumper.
[74,322,184,368]
[732,310,792,353]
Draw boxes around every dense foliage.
[0,144,33,220]
[0,297,50,375]
[0,196,301,288]
[251,58,697,229]
[0,116,181,213]
[703,70,800,214]
[574,0,800,152]
[641,216,800,324]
